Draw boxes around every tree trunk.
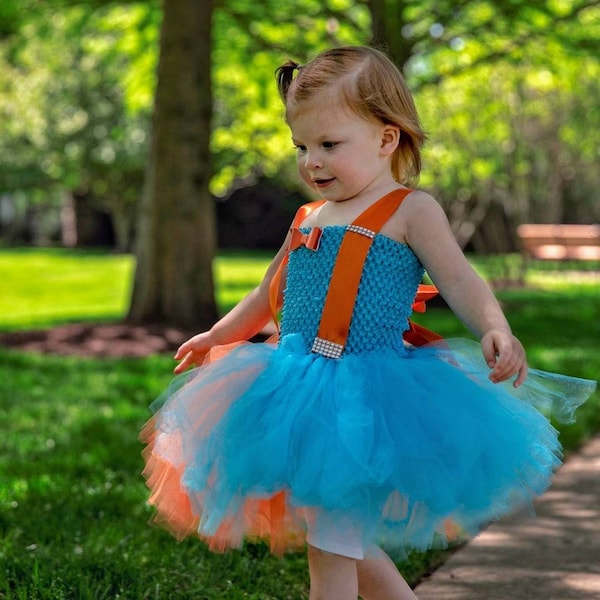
[128,0,218,329]
[368,0,413,69]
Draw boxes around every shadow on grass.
[1,404,311,599]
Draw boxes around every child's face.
[288,89,397,202]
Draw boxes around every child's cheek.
[297,162,314,191]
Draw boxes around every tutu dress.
[140,189,595,559]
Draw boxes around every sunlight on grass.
[527,272,600,290]
[214,250,272,312]
[0,349,311,599]
[1,249,134,329]
[1,248,275,330]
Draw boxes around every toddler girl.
[141,46,595,600]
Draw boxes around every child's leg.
[307,544,358,600]
[356,547,418,600]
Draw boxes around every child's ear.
[380,125,400,156]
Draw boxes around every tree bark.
[128,0,218,329]
[368,0,414,69]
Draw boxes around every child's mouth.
[313,178,335,188]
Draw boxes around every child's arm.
[173,231,291,374]
[403,193,528,387]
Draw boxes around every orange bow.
[289,227,322,252]
[404,284,444,346]
[411,284,439,313]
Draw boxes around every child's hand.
[173,332,215,374]
[481,329,528,388]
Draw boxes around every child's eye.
[294,144,307,153]
[322,141,338,149]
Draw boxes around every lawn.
[1,248,598,598]
[0,248,275,330]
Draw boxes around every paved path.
[415,435,600,600]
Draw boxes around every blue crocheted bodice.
[280,226,424,355]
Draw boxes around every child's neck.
[317,184,406,226]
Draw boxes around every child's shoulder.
[399,189,459,253]
[384,189,447,243]
[402,188,443,214]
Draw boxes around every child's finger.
[491,346,528,385]
[489,345,517,382]
[481,335,498,368]
[174,343,189,360]
[513,363,528,388]
[173,352,194,374]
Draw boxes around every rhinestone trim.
[311,337,344,359]
[347,225,375,238]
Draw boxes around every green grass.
[1,248,135,330]
[0,350,310,599]
[0,248,274,330]
[214,250,273,314]
[0,247,598,598]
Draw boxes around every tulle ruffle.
[140,334,595,556]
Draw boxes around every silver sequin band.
[311,337,345,359]
[346,225,376,238]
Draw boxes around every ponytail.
[275,60,301,101]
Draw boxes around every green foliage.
[210,0,371,195]
[210,0,600,227]
[0,5,155,188]
[417,46,600,246]
[0,2,158,251]
[1,0,599,245]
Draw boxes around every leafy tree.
[369,0,600,82]
[356,0,599,251]
[415,10,600,251]
[0,2,158,249]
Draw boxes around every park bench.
[517,223,600,262]
[515,223,600,283]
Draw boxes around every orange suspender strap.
[314,189,444,354]
[268,200,325,331]
[311,188,412,358]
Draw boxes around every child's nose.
[304,150,322,170]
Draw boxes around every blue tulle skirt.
[140,334,595,557]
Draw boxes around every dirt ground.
[0,323,196,358]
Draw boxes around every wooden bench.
[517,223,600,261]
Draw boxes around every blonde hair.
[276,46,426,184]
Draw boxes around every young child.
[141,46,595,600]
